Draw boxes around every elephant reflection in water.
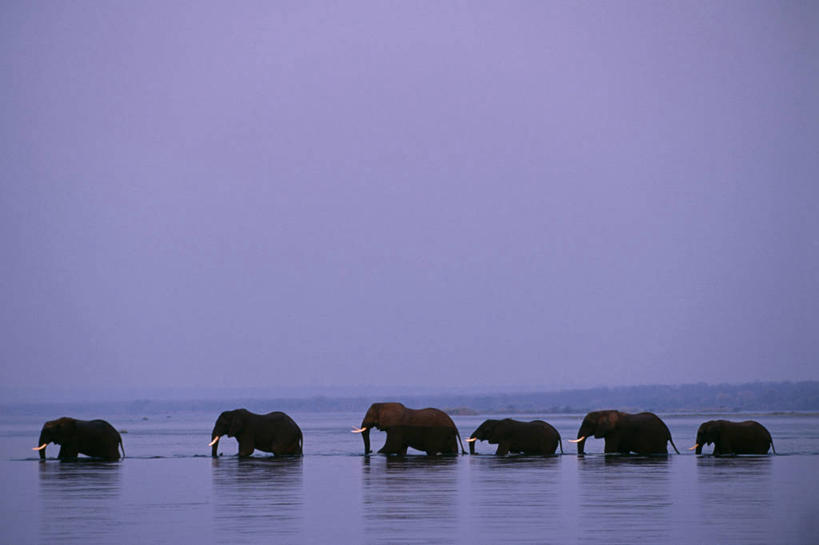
[571,410,679,455]
[353,402,465,455]
[692,420,775,455]
[212,457,304,538]
[38,458,122,541]
[361,455,459,536]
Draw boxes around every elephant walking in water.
[353,402,465,455]
[571,410,679,455]
[210,409,302,457]
[692,420,775,455]
[467,418,563,456]
[33,417,124,460]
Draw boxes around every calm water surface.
[1,409,818,544]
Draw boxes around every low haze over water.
[2,406,818,544]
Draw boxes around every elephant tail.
[558,432,564,455]
[119,439,125,459]
[667,432,680,454]
[456,429,466,455]
[297,428,304,456]
[770,437,776,455]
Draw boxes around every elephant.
[467,418,563,456]
[692,420,775,455]
[209,409,302,457]
[571,410,679,455]
[33,417,124,460]
[352,402,465,455]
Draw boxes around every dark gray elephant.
[692,420,775,455]
[467,418,563,456]
[571,410,679,455]
[33,417,124,460]
[352,402,465,455]
[210,409,302,457]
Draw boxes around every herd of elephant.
[32,402,776,461]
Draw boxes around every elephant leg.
[57,445,78,460]
[237,440,254,457]
[427,436,454,456]
[713,436,733,456]
[442,436,458,455]
[270,437,288,455]
[604,435,621,454]
[496,442,510,456]
[642,434,667,454]
[378,431,405,454]
[272,440,299,456]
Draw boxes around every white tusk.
[351,427,367,434]
[689,444,699,451]
[568,436,586,444]
[32,443,48,451]
[208,436,220,447]
[466,437,478,442]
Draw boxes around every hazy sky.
[1,1,817,395]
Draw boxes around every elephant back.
[406,407,457,428]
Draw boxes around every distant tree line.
[435,381,819,414]
[6,381,818,416]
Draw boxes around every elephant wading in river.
[571,410,679,455]
[352,402,465,455]
[33,417,124,460]
[692,420,776,455]
[467,418,563,456]
[210,409,302,457]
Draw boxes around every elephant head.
[466,419,501,454]
[33,417,77,460]
[352,402,408,455]
[571,410,621,454]
[693,420,722,455]
[209,410,247,457]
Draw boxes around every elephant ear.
[484,420,501,439]
[597,412,619,436]
[708,422,721,443]
[374,404,403,428]
[58,418,76,433]
[56,419,76,441]
[228,413,245,436]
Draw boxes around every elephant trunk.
[362,428,371,455]
[469,438,476,455]
[36,430,48,460]
[576,436,587,455]
[210,432,220,457]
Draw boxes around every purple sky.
[1,2,817,395]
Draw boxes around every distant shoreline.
[2,381,817,416]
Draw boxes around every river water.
[1,409,817,544]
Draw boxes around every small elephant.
[352,402,465,455]
[692,420,775,455]
[210,409,302,457]
[571,410,679,455]
[33,417,124,460]
[467,418,563,456]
